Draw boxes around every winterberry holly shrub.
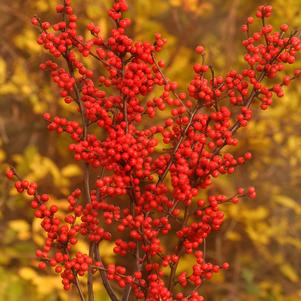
[6,1,301,300]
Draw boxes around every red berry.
[38,262,47,270]
[195,45,205,54]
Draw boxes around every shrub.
[6,1,301,300]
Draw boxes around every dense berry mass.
[7,1,301,301]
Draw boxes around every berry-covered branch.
[6,2,301,301]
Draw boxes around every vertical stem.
[64,55,91,205]
[94,245,119,301]
[87,242,95,301]
[84,163,91,203]
[121,285,132,301]
[157,105,200,185]
[123,95,129,133]
[120,59,129,133]
[167,207,189,292]
[74,273,87,301]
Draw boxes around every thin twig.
[121,59,129,133]
[94,245,119,301]
[74,273,87,301]
[157,105,201,185]
[167,207,189,292]
[87,242,95,301]
[121,285,132,301]
[63,54,91,204]
[151,52,190,114]
[192,33,298,187]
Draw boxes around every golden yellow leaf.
[279,237,301,250]
[35,0,49,12]
[245,223,270,245]
[0,149,6,163]
[0,58,6,84]
[280,263,299,283]
[61,164,82,178]
[99,241,115,260]
[34,276,62,294]
[9,220,31,240]
[226,230,241,241]
[32,218,45,246]
[19,267,38,281]
[177,255,193,274]
[274,195,301,214]
[244,207,269,221]
[19,267,63,294]
[169,0,181,7]
[74,240,89,253]
[14,29,41,53]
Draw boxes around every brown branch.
[123,95,129,133]
[60,5,96,297]
[157,105,201,185]
[87,242,95,301]
[70,35,114,70]
[121,286,132,301]
[63,54,91,205]
[209,65,219,111]
[185,282,203,299]
[10,168,87,301]
[192,32,299,187]
[73,271,87,301]
[151,52,190,114]
[62,246,88,301]
[120,59,129,133]
[167,207,189,292]
[94,245,119,301]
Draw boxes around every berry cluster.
[7,2,301,301]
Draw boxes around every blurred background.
[1,0,301,300]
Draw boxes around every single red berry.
[195,45,205,54]
[38,262,47,270]
[31,17,39,26]
[6,168,15,179]
[280,24,289,32]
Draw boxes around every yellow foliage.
[244,207,269,221]
[225,230,241,241]
[278,237,301,250]
[0,58,6,84]
[18,267,38,281]
[61,164,82,178]
[274,195,301,215]
[35,0,50,12]
[19,267,62,294]
[32,218,45,246]
[177,255,193,274]
[279,263,299,283]
[9,219,31,241]
[34,276,62,294]
[99,241,115,260]
[245,223,270,245]
[74,239,89,254]
[170,0,181,7]
[0,149,6,163]
[14,29,41,53]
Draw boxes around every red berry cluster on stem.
[7,2,301,301]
